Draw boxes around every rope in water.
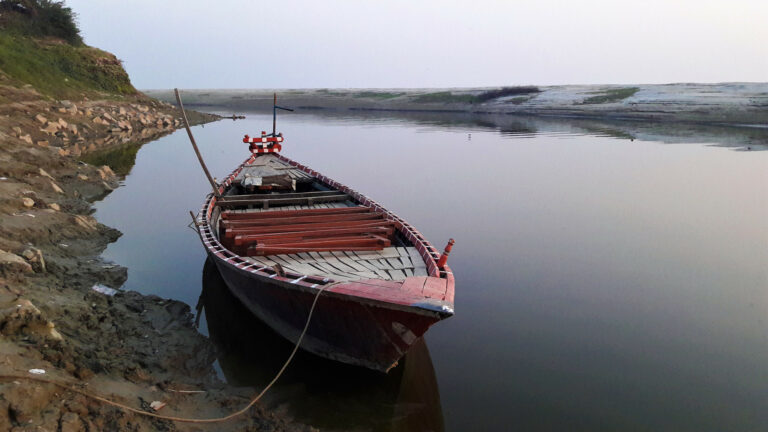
[0,284,328,424]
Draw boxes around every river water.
[92,110,768,431]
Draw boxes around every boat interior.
[211,154,429,282]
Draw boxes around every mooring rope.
[0,283,329,424]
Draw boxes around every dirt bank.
[0,83,313,431]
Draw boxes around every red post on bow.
[437,238,455,268]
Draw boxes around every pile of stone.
[9,99,186,157]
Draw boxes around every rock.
[35,113,48,124]
[102,112,114,121]
[68,124,78,135]
[84,108,92,116]
[41,122,60,134]
[20,134,33,145]
[77,173,88,181]
[73,214,97,231]
[48,203,60,211]
[60,100,73,108]
[60,412,85,432]
[12,126,22,135]
[98,165,115,179]
[0,400,11,431]
[19,246,45,272]
[21,197,34,207]
[2,382,58,424]
[118,107,127,115]
[50,181,64,194]
[36,140,49,147]
[0,250,33,275]
[39,168,54,180]
[57,118,68,128]
[58,107,67,113]
[58,147,70,157]
[59,412,88,432]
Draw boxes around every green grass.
[353,91,405,100]
[0,34,137,98]
[413,91,477,104]
[473,86,540,103]
[316,89,349,97]
[580,87,639,104]
[413,86,540,104]
[508,96,533,105]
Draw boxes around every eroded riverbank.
[0,85,313,430]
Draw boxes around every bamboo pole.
[174,88,221,198]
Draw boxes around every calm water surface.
[93,112,768,431]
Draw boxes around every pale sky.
[67,0,768,89]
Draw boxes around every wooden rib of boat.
[193,128,455,373]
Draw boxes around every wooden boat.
[199,257,446,431]
[192,125,455,373]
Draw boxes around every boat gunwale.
[195,152,455,311]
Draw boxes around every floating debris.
[28,369,46,375]
[149,401,167,411]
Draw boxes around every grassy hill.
[0,0,137,99]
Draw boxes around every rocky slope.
[0,16,312,432]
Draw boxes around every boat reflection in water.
[199,257,445,432]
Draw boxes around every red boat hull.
[212,257,447,371]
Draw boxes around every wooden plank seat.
[224,219,393,237]
[220,206,372,220]
[221,211,385,228]
[219,205,397,256]
[216,190,350,209]
[235,225,392,246]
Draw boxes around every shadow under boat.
[198,257,445,432]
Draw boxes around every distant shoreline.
[147,83,768,128]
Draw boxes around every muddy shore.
[146,83,768,127]
[0,83,313,431]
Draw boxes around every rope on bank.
[0,283,329,424]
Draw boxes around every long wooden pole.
[174,88,221,198]
[272,92,277,137]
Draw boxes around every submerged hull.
[195,152,454,372]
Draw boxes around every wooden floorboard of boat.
[236,244,429,282]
